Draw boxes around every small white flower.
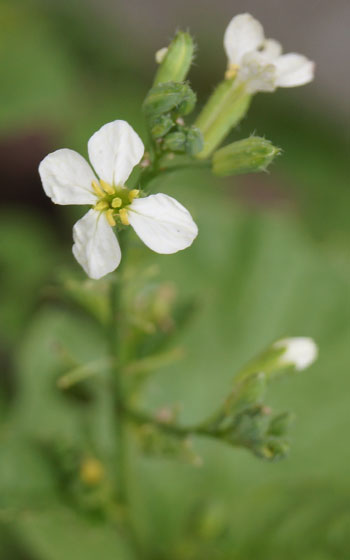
[39,120,198,280]
[274,337,318,371]
[224,13,315,93]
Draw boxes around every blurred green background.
[0,0,349,558]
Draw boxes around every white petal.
[72,210,121,279]
[238,52,277,93]
[224,13,265,66]
[88,120,144,186]
[39,149,97,205]
[274,53,315,87]
[274,337,318,371]
[261,39,282,61]
[128,194,198,254]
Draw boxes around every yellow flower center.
[225,63,239,80]
[91,180,140,227]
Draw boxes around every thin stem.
[108,229,129,509]
[125,407,223,440]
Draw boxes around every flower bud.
[268,411,294,437]
[185,126,204,156]
[235,337,318,383]
[150,114,174,139]
[153,31,195,86]
[212,137,281,177]
[163,130,187,152]
[273,337,318,371]
[143,82,197,122]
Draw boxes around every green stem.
[125,407,223,440]
[109,230,129,510]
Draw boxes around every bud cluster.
[143,81,203,156]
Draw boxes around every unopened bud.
[212,137,281,177]
[155,47,168,64]
[153,31,195,86]
[185,126,204,156]
[268,411,294,437]
[163,130,187,152]
[273,337,318,371]
[143,82,196,122]
[150,114,174,139]
[235,337,318,383]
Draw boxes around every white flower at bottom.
[273,337,318,371]
[223,13,314,93]
[39,120,198,279]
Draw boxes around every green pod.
[212,137,281,177]
[153,31,195,86]
[195,79,251,159]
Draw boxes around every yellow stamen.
[94,200,109,211]
[106,209,116,226]
[128,189,140,202]
[100,179,116,195]
[111,197,122,208]
[91,180,105,198]
[225,64,239,80]
[119,208,130,226]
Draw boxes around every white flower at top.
[39,120,198,280]
[223,13,315,93]
[273,337,318,371]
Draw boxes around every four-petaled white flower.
[224,13,315,93]
[274,337,318,371]
[39,120,198,280]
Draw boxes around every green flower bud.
[268,412,294,437]
[235,337,318,383]
[195,79,251,159]
[153,31,195,86]
[143,82,197,121]
[185,126,204,156]
[150,114,174,139]
[257,439,290,461]
[163,131,187,152]
[212,137,281,177]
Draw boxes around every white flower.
[224,13,315,93]
[273,337,318,371]
[39,120,198,280]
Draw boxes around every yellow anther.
[100,179,116,195]
[106,209,116,226]
[80,457,104,486]
[111,197,122,208]
[119,208,130,226]
[225,64,239,80]
[128,189,140,202]
[91,180,105,198]
[94,201,109,211]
